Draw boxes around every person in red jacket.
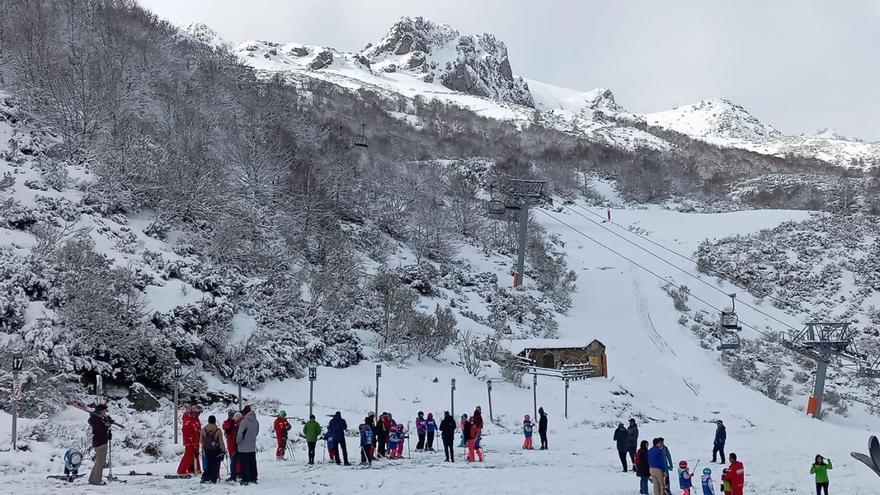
[472,406,484,434]
[722,453,745,495]
[177,405,203,475]
[221,410,240,481]
[273,410,292,460]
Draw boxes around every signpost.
[308,367,317,417]
[173,363,182,444]
[375,365,382,417]
[450,379,456,418]
[532,371,538,422]
[486,380,494,422]
[11,353,22,451]
[564,378,570,419]
[237,384,242,410]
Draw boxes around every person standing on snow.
[700,467,716,495]
[199,415,226,484]
[648,438,669,495]
[236,405,260,485]
[472,406,484,434]
[722,453,744,495]
[634,440,650,495]
[810,454,832,495]
[273,410,292,460]
[522,415,534,450]
[613,423,630,471]
[661,437,674,493]
[465,417,483,462]
[303,414,322,465]
[439,411,456,462]
[712,420,726,463]
[538,407,548,450]
[87,404,111,485]
[627,418,640,463]
[177,405,203,475]
[328,411,351,466]
[415,411,427,451]
[678,460,695,495]
[425,413,438,451]
[359,417,375,465]
[376,412,390,458]
[459,413,469,447]
[222,411,240,481]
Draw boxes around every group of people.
[177,404,261,485]
[520,407,549,450]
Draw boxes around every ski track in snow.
[632,274,677,357]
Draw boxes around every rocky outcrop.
[308,50,334,70]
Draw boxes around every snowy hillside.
[645,99,880,170]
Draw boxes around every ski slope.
[4,203,880,494]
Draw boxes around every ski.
[870,435,880,473]
[124,470,155,476]
[67,402,125,428]
[164,474,194,479]
[47,474,84,481]
[852,452,880,477]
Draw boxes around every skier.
[221,411,239,481]
[359,417,375,465]
[459,413,469,447]
[701,467,716,495]
[63,448,83,482]
[376,412,389,458]
[236,405,260,485]
[325,427,336,463]
[273,410,292,460]
[711,420,726,463]
[177,405,203,475]
[627,418,640,463]
[465,417,483,462]
[634,440,650,495]
[395,423,406,458]
[722,453,744,495]
[720,469,732,495]
[678,460,694,495]
[522,415,534,450]
[87,404,111,485]
[199,415,226,484]
[303,414,322,465]
[415,411,427,451]
[387,422,400,459]
[328,411,351,466]
[613,423,629,471]
[472,406,484,435]
[425,412,438,451]
[648,437,669,495]
[538,407,548,450]
[810,454,832,495]
[439,411,456,462]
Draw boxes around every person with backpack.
[465,418,483,463]
[522,415,534,450]
[613,423,629,471]
[472,406,484,434]
[303,414,322,465]
[177,405,203,475]
[627,418,640,463]
[538,407,548,450]
[273,410,292,461]
[199,415,226,484]
[359,417,375,465]
[388,422,400,460]
[810,454,832,495]
[712,420,727,463]
[236,405,260,485]
[415,411,427,451]
[425,413,438,452]
[328,411,351,466]
[221,411,239,481]
[634,440,650,495]
[87,404,111,485]
[439,411,456,462]
[678,460,695,495]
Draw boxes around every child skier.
[459,414,468,447]
[359,419,374,465]
[522,415,534,450]
[720,468,732,495]
[700,467,715,495]
[273,410,292,461]
[388,424,400,459]
[395,423,406,458]
[678,460,694,495]
[325,428,336,463]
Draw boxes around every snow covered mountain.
[645,99,880,170]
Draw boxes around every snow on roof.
[502,338,595,355]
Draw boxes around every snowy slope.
[645,99,880,170]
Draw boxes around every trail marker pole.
[532,371,538,422]
[564,378,569,419]
[173,363,182,444]
[375,365,382,417]
[309,367,317,417]
[451,379,456,418]
[11,353,22,451]
[487,380,493,422]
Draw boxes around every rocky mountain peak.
[181,22,225,48]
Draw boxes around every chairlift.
[716,293,742,351]
[487,200,507,219]
[352,123,368,148]
[721,294,741,330]
[716,331,741,351]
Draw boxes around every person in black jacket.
[613,423,629,471]
[627,418,639,463]
[439,411,457,462]
[538,407,548,450]
[635,440,650,495]
[88,404,111,485]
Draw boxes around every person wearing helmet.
[459,413,468,447]
[522,415,534,450]
[678,460,694,495]
[177,405,203,475]
[274,410,292,460]
[415,411,427,451]
[425,413,438,451]
[700,467,716,495]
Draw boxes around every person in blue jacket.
[359,417,374,465]
[328,411,350,466]
[425,413,438,452]
[712,420,726,463]
[648,438,669,495]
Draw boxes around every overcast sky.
[140,0,880,141]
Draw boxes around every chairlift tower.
[488,179,546,288]
[783,322,855,419]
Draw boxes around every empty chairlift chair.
[716,294,742,351]
[353,123,368,148]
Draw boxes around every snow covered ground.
[4,195,879,494]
